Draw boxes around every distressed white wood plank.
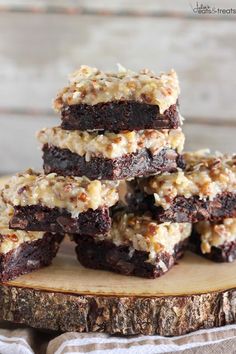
[0,115,58,174]
[0,115,234,174]
[183,124,236,153]
[0,13,235,121]
[0,0,236,14]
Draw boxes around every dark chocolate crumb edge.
[42,145,182,180]
[9,205,112,235]
[0,233,64,282]
[73,235,188,279]
[126,191,236,223]
[60,101,180,131]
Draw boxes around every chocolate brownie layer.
[42,145,184,180]
[189,230,236,263]
[127,192,236,223]
[9,205,111,235]
[74,235,188,279]
[61,102,180,131]
[0,232,63,282]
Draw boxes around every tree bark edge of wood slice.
[0,284,236,336]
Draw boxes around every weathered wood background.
[0,0,235,174]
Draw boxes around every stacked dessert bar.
[73,214,191,278]
[1,170,119,280]
[128,150,236,262]
[0,194,64,281]
[36,64,191,278]
[189,152,236,262]
[2,171,119,235]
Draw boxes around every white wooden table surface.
[0,0,235,174]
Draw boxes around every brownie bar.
[74,235,188,279]
[127,192,236,223]
[42,145,184,180]
[9,205,111,235]
[0,232,63,282]
[129,151,236,221]
[189,230,236,263]
[61,102,180,131]
[54,65,180,118]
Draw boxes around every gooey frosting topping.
[53,64,180,114]
[2,170,119,218]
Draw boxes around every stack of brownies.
[0,65,235,281]
[47,64,193,278]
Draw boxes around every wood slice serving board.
[1,178,236,336]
